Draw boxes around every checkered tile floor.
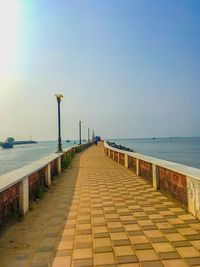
[47,143,200,267]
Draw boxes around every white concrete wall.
[104,141,200,219]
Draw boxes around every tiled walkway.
[51,143,200,267]
[1,143,200,267]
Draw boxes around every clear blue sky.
[0,0,199,140]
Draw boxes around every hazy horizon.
[1,0,200,141]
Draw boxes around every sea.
[109,137,200,170]
[0,140,86,176]
[0,137,200,176]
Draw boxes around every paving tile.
[94,246,113,253]
[110,232,128,240]
[37,246,54,252]
[75,242,92,249]
[94,232,109,238]
[161,228,178,234]
[77,229,92,235]
[110,227,125,233]
[152,243,175,253]
[165,233,186,241]
[150,237,169,243]
[171,240,192,247]
[94,252,115,265]
[186,234,200,241]
[162,259,188,267]
[76,234,92,243]
[185,257,200,266]
[176,247,200,258]
[114,246,134,256]
[94,226,108,234]
[141,261,164,267]
[73,259,93,267]
[135,249,159,261]
[133,243,152,250]
[191,240,200,250]
[128,230,144,236]
[57,240,74,250]
[144,230,164,238]
[94,238,111,248]
[52,256,71,267]
[73,248,92,260]
[124,224,141,231]
[158,251,181,260]
[178,227,198,235]
[117,255,138,264]
[113,239,131,246]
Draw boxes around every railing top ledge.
[104,141,200,180]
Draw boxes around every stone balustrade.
[104,141,200,219]
[0,142,94,228]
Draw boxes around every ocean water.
[109,137,200,170]
[1,137,200,176]
[0,140,86,176]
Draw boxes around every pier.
[1,141,200,266]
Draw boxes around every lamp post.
[55,94,63,152]
[88,128,90,142]
[79,120,82,145]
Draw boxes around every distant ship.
[1,142,13,149]
[66,140,71,142]
[0,137,37,149]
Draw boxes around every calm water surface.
[109,137,200,169]
[0,137,200,176]
[0,140,85,176]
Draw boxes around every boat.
[1,142,13,149]
[1,137,14,149]
[66,140,70,142]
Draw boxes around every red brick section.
[159,167,187,206]
[114,151,118,162]
[119,153,125,165]
[110,150,114,159]
[29,168,45,200]
[139,160,153,184]
[128,156,137,171]
[0,183,20,226]
[50,160,57,176]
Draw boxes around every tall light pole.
[88,128,90,142]
[55,94,63,152]
[79,120,82,145]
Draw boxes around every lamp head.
[55,94,63,100]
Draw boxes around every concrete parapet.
[56,157,61,174]
[187,176,200,219]
[19,177,29,214]
[125,154,128,168]
[45,164,51,187]
[152,164,159,189]
[136,159,140,176]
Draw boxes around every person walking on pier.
[95,136,98,145]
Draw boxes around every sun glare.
[0,0,21,79]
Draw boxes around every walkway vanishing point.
[1,143,200,267]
